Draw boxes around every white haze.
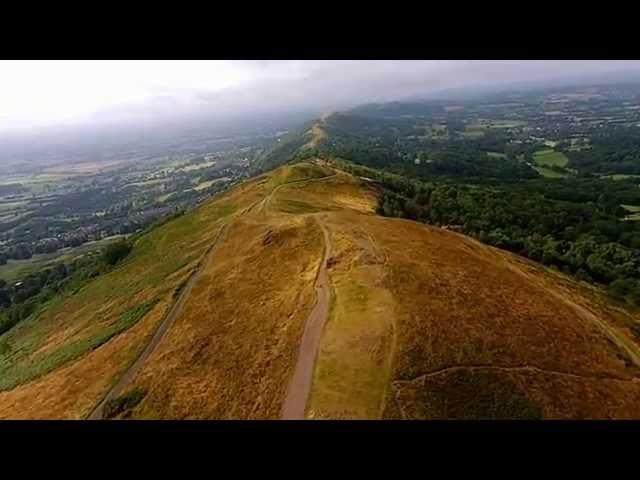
[1,60,640,133]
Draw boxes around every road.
[281,216,332,420]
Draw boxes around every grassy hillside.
[0,174,266,418]
[0,161,639,419]
[252,120,321,173]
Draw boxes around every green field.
[490,120,527,129]
[533,166,568,179]
[1,173,78,187]
[622,204,640,221]
[568,144,592,152]
[422,124,448,140]
[176,161,216,173]
[0,236,126,284]
[487,152,507,159]
[125,179,166,188]
[194,177,230,191]
[0,201,28,213]
[463,119,525,138]
[462,128,485,138]
[601,174,640,181]
[533,149,570,168]
[156,192,175,203]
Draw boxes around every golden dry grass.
[299,172,640,419]
[0,172,271,418]
[306,211,640,419]
[120,163,375,419]
[0,298,169,419]
[1,160,639,419]
[124,213,323,419]
[372,220,640,418]
[307,213,396,419]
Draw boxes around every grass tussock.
[414,369,542,420]
[104,387,146,419]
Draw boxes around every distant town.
[0,127,289,283]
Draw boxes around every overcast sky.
[2,60,640,132]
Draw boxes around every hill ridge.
[0,160,639,419]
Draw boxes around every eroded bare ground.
[280,217,332,419]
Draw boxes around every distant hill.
[252,119,321,172]
[0,160,638,419]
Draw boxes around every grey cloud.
[87,60,640,129]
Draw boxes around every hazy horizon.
[2,60,640,136]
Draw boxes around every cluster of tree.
[348,101,443,120]
[0,203,178,263]
[33,239,60,254]
[324,97,640,180]
[101,239,132,266]
[332,158,640,306]
[253,121,318,174]
[566,130,640,175]
[2,243,33,261]
[0,257,100,336]
[37,186,127,217]
[321,138,537,181]
[0,237,139,336]
[315,113,540,181]
[199,168,233,183]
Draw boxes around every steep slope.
[0,161,639,419]
[253,118,329,173]
[308,213,640,419]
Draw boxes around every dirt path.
[404,363,640,384]
[281,216,333,420]
[434,225,640,370]
[503,261,640,369]
[360,228,397,418]
[88,170,336,419]
[259,171,338,215]
[87,223,230,419]
[393,363,640,420]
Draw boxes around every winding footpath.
[259,172,338,215]
[281,216,332,419]
[89,168,338,420]
[87,223,230,419]
[502,260,640,368]
[441,226,640,369]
